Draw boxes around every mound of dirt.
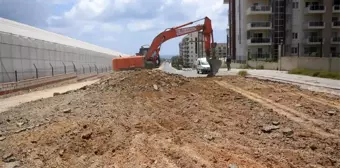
[91,69,190,92]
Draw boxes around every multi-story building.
[179,32,207,67]
[179,32,227,67]
[214,43,228,58]
[224,0,340,61]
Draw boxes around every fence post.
[62,62,66,74]
[95,65,98,74]
[33,64,38,78]
[49,63,54,76]
[15,70,18,82]
[82,65,85,74]
[72,62,77,73]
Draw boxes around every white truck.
[196,58,211,74]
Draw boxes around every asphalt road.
[160,62,234,77]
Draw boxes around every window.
[291,47,298,54]
[293,2,299,8]
[292,32,298,39]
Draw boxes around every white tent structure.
[0,18,126,83]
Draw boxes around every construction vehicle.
[112,17,222,77]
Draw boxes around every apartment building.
[214,43,228,58]
[224,0,340,61]
[179,32,206,67]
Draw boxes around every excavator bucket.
[207,58,222,77]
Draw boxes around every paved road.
[0,79,99,113]
[160,62,340,95]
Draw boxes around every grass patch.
[238,70,248,77]
[288,68,340,80]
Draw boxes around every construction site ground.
[0,69,340,168]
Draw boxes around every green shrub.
[238,70,248,77]
[288,68,340,80]
[257,65,264,69]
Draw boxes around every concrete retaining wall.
[281,56,340,72]
[247,61,278,70]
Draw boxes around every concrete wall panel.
[280,56,298,71]
[1,33,13,44]
[12,35,21,45]
[21,37,30,47]
[11,45,20,59]
[330,58,340,72]
[1,43,11,58]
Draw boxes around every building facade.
[179,32,206,67]
[179,32,227,67]
[224,0,340,61]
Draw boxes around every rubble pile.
[94,69,190,92]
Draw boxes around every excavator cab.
[137,45,160,69]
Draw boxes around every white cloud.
[101,36,116,42]
[79,24,96,35]
[65,0,110,20]
[127,20,155,32]
[100,23,124,32]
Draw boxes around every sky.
[0,0,228,57]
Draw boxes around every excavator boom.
[144,17,221,76]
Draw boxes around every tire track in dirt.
[215,80,338,138]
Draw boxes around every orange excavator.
[112,17,222,77]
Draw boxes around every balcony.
[333,5,340,13]
[304,5,326,14]
[304,21,325,29]
[305,36,323,45]
[247,22,271,30]
[247,5,272,15]
[247,37,271,46]
[332,21,340,28]
[331,37,340,44]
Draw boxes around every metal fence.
[0,31,115,83]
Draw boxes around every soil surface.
[0,69,339,168]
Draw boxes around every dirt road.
[0,70,339,168]
[0,79,99,113]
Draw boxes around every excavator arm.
[144,17,221,76]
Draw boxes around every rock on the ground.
[204,134,215,141]
[16,122,24,127]
[153,84,159,91]
[261,125,280,133]
[81,131,93,140]
[2,153,15,162]
[0,137,6,141]
[14,128,26,133]
[295,104,302,107]
[272,121,280,126]
[53,92,61,96]
[228,164,238,168]
[4,161,21,168]
[282,128,294,136]
[327,111,336,116]
[62,108,72,113]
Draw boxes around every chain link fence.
[0,31,114,83]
